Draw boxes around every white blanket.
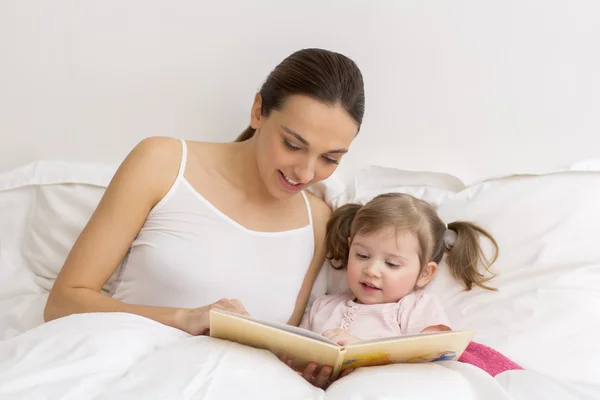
[0,312,594,400]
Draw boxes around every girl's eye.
[386,261,401,268]
[283,140,301,151]
[322,155,339,165]
[356,253,369,260]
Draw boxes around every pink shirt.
[300,290,451,340]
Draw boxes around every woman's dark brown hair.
[325,193,499,291]
[235,48,365,141]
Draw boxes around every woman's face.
[251,94,359,200]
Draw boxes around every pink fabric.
[458,341,524,376]
[300,290,451,340]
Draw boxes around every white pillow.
[352,165,465,206]
[306,171,350,210]
[0,184,40,299]
[564,158,600,172]
[354,165,466,191]
[1,161,117,294]
[430,171,600,386]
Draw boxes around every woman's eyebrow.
[281,126,348,154]
[282,126,309,145]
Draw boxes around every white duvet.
[2,311,592,400]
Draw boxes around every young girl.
[300,192,499,346]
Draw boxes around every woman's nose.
[294,159,316,184]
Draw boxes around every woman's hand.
[280,356,354,389]
[177,298,250,335]
[322,328,361,346]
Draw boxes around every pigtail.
[325,203,361,269]
[445,221,499,291]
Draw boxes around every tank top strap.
[300,191,313,227]
[177,138,188,179]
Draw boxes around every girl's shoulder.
[396,290,451,334]
[396,290,445,318]
[310,293,354,312]
[396,290,437,314]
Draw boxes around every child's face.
[346,226,436,304]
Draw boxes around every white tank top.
[109,139,315,323]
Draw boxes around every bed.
[2,1,600,397]
[1,159,599,399]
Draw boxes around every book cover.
[209,309,475,379]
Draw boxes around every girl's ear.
[416,262,438,288]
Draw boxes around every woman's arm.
[44,137,248,334]
[286,193,331,327]
[44,137,184,325]
[284,194,335,389]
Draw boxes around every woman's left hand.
[322,328,361,346]
[279,356,354,389]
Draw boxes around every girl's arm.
[420,325,453,333]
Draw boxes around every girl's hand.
[279,356,354,389]
[177,298,250,335]
[322,328,361,346]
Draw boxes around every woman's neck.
[223,138,280,205]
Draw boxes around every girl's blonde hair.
[325,193,499,291]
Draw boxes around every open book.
[209,309,475,379]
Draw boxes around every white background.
[1,0,599,185]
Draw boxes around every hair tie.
[443,227,457,249]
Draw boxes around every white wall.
[1,0,599,185]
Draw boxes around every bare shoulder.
[118,136,184,197]
[130,136,183,168]
[305,191,333,229]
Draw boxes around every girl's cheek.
[346,263,359,283]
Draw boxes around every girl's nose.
[364,262,381,278]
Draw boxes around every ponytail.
[445,221,499,291]
[235,126,256,142]
[325,203,362,269]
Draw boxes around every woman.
[44,48,365,388]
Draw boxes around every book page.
[213,310,338,345]
[356,330,453,345]
[209,310,342,371]
[340,330,475,372]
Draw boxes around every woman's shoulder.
[305,191,332,219]
[129,136,184,170]
[305,191,332,233]
[137,137,229,177]
[113,136,184,199]
[304,192,332,256]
